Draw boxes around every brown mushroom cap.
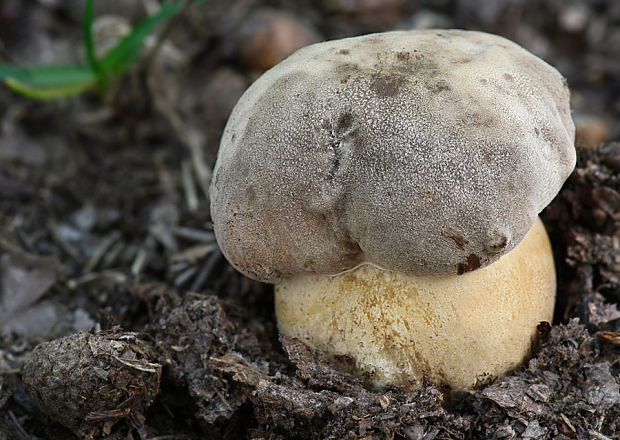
[210,30,575,283]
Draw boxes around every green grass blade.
[0,64,97,85]
[0,64,97,99]
[4,77,94,99]
[83,0,99,73]
[0,0,205,99]
[98,1,184,77]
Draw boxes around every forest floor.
[0,1,618,439]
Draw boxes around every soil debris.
[455,319,619,440]
[544,143,620,320]
[0,1,619,439]
[21,329,161,439]
[145,292,268,430]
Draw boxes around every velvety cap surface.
[210,30,575,283]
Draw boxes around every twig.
[187,128,212,200]
[170,243,218,264]
[150,223,178,252]
[170,261,189,273]
[174,266,197,287]
[131,236,156,277]
[67,270,128,289]
[588,431,612,440]
[8,410,29,439]
[47,220,84,263]
[208,375,233,413]
[560,413,576,433]
[181,159,199,212]
[102,240,126,268]
[83,230,122,273]
[190,249,222,292]
[0,236,27,257]
[171,226,214,242]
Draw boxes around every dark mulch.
[0,1,618,439]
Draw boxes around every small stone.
[600,142,620,172]
[575,114,609,147]
[204,68,248,117]
[318,0,407,30]
[318,0,405,17]
[203,67,249,140]
[559,4,590,33]
[457,0,511,25]
[236,8,321,71]
[407,9,453,30]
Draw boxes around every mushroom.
[210,30,575,389]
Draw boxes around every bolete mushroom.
[210,30,576,389]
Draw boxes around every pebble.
[203,67,249,128]
[203,67,249,155]
[318,0,407,30]
[559,4,590,33]
[457,0,512,25]
[406,9,452,30]
[236,8,321,71]
[318,0,404,16]
[575,114,609,147]
[600,143,620,172]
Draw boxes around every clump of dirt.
[145,290,270,427]
[456,317,620,440]
[21,329,161,439]
[127,292,620,440]
[544,143,620,321]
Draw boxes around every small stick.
[190,249,222,292]
[182,160,199,212]
[83,230,121,273]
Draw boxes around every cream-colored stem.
[275,217,556,389]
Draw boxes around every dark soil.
[0,1,618,439]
